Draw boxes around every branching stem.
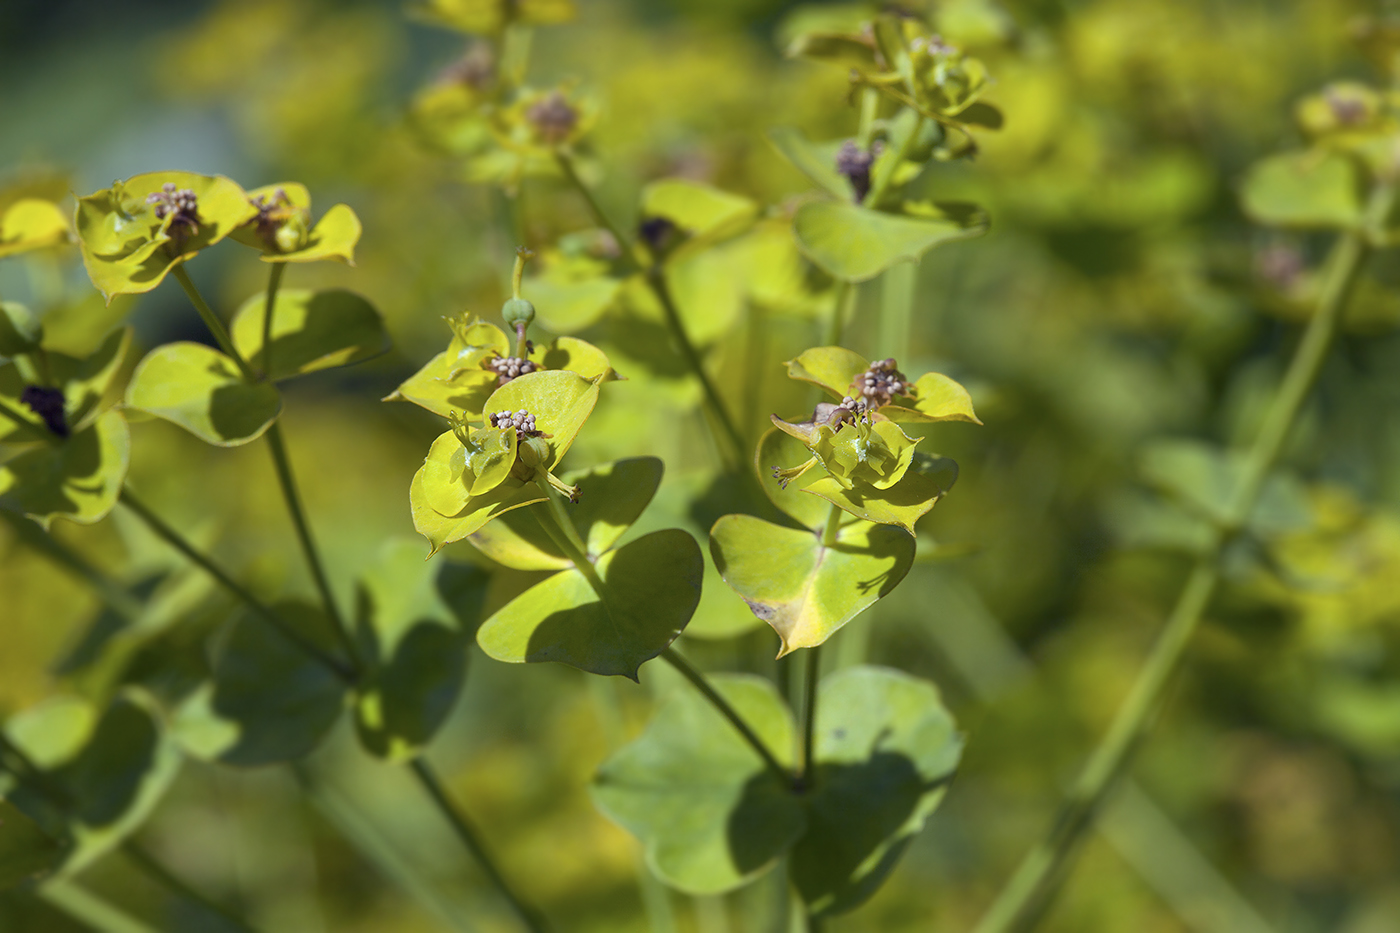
[171,264,254,381]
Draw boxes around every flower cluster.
[145,183,201,245]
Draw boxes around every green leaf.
[0,328,130,443]
[0,198,70,258]
[125,342,281,446]
[0,410,129,529]
[785,346,868,399]
[230,289,389,381]
[794,199,987,283]
[880,372,981,424]
[174,601,347,766]
[476,528,703,678]
[469,457,664,570]
[411,435,544,555]
[353,540,485,761]
[641,178,758,261]
[525,274,621,333]
[268,204,361,265]
[591,674,803,893]
[709,515,915,656]
[408,0,575,33]
[534,336,620,384]
[755,428,830,532]
[483,369,601,466]
[1138,439,1313,536]
[0,301,43,357]
[804,452,959,534]
[51,691,181,875]
[1241,150,1364,230]
[791,666,962,917]
[0,799,63,891]
[74,172,259,302]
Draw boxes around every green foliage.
[591,675,801,893]
[0,800,62,891]
[710,515,916,655]
[230,289,389,380]
[1241,151,1365,230]
[125,343,282,446]
[794,199,988,282]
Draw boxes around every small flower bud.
[501,297,536,328]
[854,358,911,407]
[517,435,551,470]
[836,141,878,203]
[527,91,580,146]
[489,408,549,438]
[20,385,68,437]
[487,354,538,386]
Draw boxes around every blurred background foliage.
[5,0,1400,931]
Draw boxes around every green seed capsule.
[501,297,536,327]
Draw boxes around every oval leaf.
[709,515,914,656]
[1241,150,1364,230]
[231,289,389,381]
[794,200,986,283]
[791,666,962,918]
[174,601,347,766]
[591,674,803,894]
[125,342,281,446]
[352,540,485,761]
[477,528,703,679]
[0,410,129,529]
[804,451,959,534]
[469,457,664,570]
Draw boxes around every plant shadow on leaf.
[235,289,389,381]
[791,752,953,917]
[725,771,806,877]
[207,379,279,443]
[56,698,160,827]
[476,528,702,678]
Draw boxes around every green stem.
[408,758,551,933]
[856,88,879,148]
[260,262,285,379]
[797,645,821,791]
[971,182,1395,933]
[878,261,916,359]
[648,267,747,468]
[554,149,747,468]
[171,264,254,380]
[293,765,476,933]
[117,488,354,681]
[0,396,37,433]
[37,880,161,933]
[660,647,793,789]
[534,480,608,598]
[554,151,641,271]
[122,840,258,933]
[826,280,855,348]
[264,422,362,673]
[865,113,925,209]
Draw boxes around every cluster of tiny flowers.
[146,183,201,240]
[1325,86,1370,125]
[251,187,291,244]
[440,43,495,90]
[527,92,579,145]
[822,395,870,428]
[835,141,880,203]
[857,359,911,407]
[489,409,544,437]
[487,355,537,385]
[910,34,957,56]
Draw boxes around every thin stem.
[263,422,363,672]
[534,480,608,598]
[649,267,747,468]
[37,880,161,933]
[117,488,353,681]
[878,261,916,359]
[820,505,842,548]
[0,395,37,433]
[408,758,551,933]
[798,645,821,790]
[660,647,792,788]
[122,840,258,933]
[0,512,143,622]
[972,182,1395,933]
[171,265,254,380]
[865,113,925,209]
[293,765,476,933]
[554,148,747,468]
[554,151,641,271]
[260,262,285,379]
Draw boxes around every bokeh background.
[5,0,1400,931]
